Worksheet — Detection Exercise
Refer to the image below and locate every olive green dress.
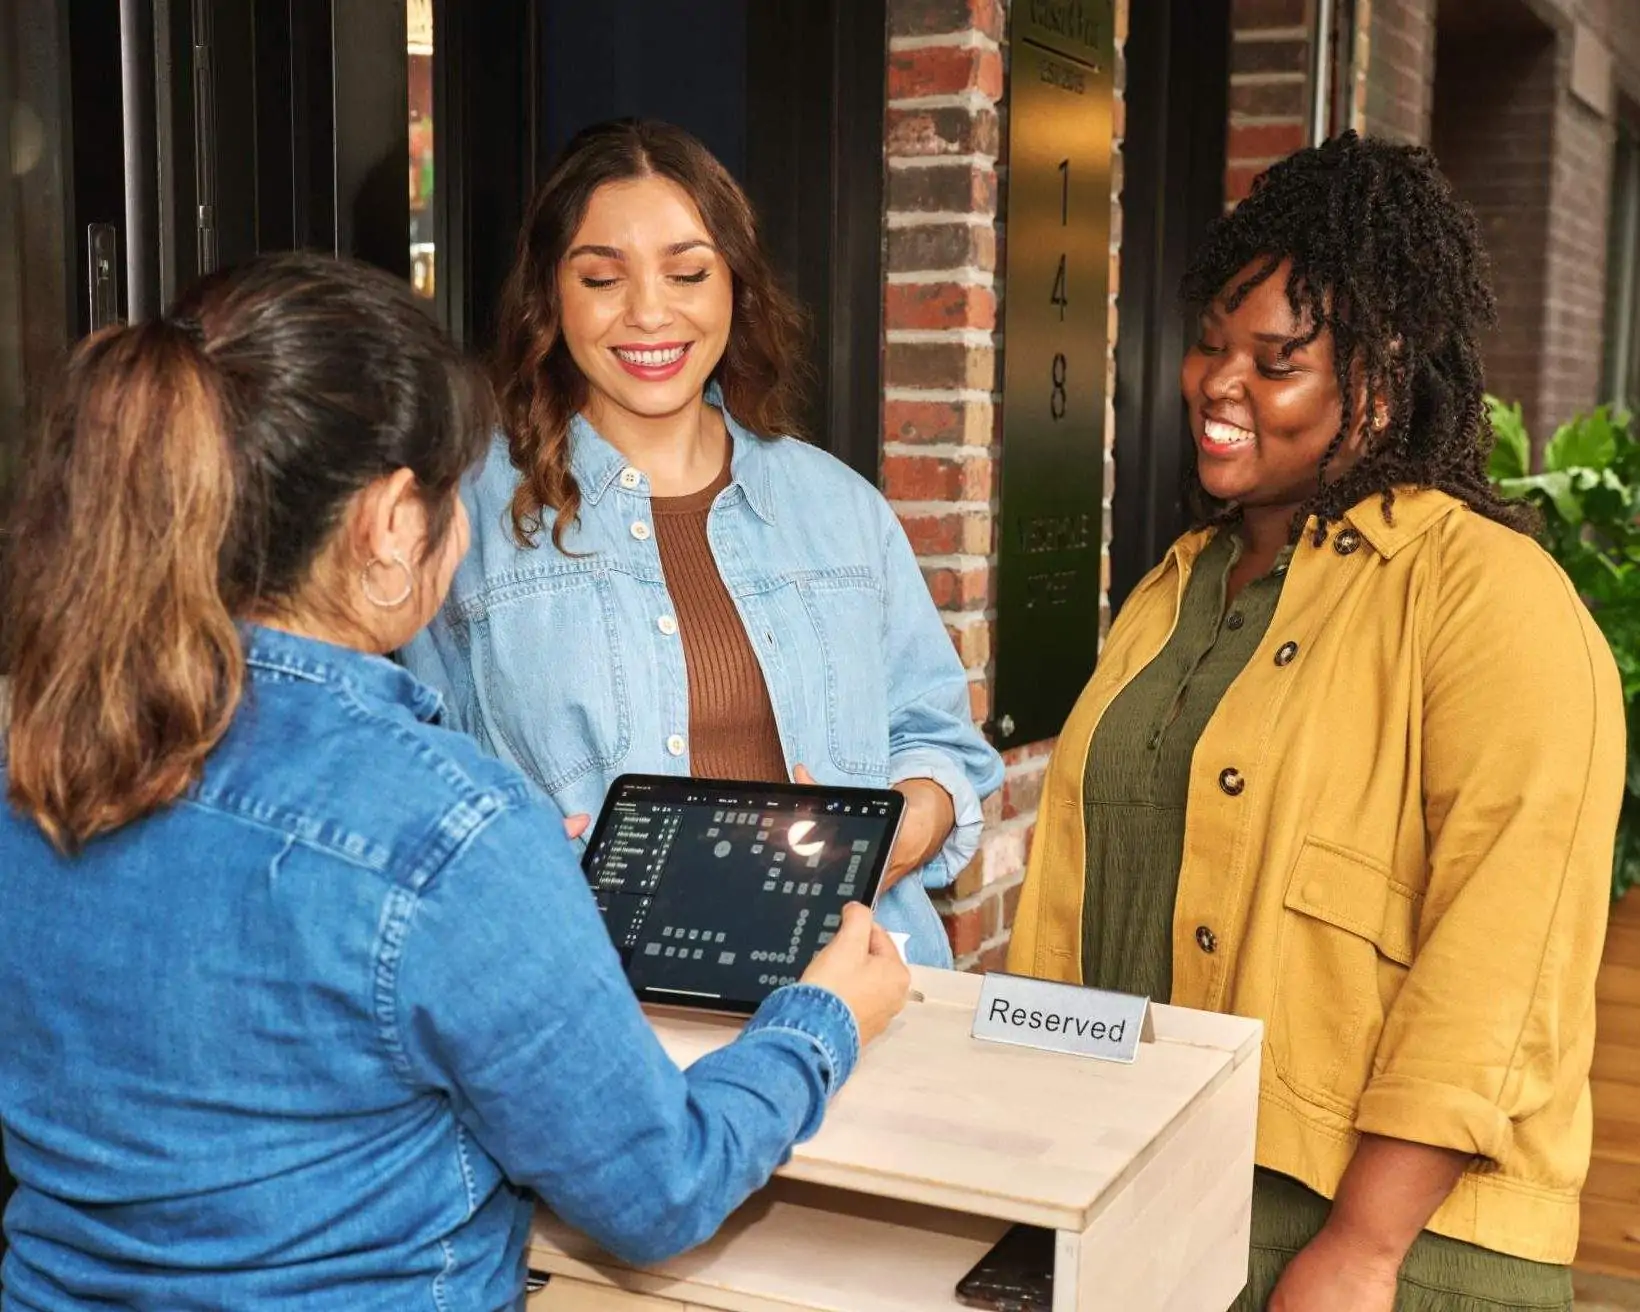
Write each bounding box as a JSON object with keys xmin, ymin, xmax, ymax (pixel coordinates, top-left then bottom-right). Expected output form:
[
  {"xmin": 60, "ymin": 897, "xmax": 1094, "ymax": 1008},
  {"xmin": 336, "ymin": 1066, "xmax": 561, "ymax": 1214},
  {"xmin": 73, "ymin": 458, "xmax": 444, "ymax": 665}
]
[{"xmin": 1081, "ymin": 529, "xmax": 1574, "ymax": 1311}]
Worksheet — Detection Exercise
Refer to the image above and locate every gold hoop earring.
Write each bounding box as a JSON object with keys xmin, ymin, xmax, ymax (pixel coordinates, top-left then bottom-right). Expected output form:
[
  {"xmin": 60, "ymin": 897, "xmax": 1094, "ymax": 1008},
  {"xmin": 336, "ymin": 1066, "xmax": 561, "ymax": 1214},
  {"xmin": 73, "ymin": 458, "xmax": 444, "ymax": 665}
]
[{"xmin": 361, "ymin": 550, "xmax": 414, "ymax": 609}]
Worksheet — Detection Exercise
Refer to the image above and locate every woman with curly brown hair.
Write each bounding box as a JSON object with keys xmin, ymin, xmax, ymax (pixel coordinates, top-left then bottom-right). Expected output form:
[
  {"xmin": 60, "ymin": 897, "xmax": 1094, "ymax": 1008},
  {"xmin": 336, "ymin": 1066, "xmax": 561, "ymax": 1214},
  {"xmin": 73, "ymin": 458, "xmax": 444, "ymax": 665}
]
[
  {"xmin": 403, "ymin": 119, "xmax": 1002, "ymax": 968},
  {"xmin": 1007, "ymin": 133, "xmax": 1625, "ymax": 1309}
]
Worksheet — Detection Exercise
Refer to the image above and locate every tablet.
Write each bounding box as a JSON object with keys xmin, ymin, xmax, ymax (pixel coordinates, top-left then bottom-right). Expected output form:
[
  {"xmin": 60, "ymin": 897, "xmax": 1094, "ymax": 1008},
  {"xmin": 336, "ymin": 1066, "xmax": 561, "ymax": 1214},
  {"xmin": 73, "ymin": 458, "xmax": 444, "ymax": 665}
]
[{"xmin": 581, "ymin": 774, "xmax": 905, "ymax": 1015}]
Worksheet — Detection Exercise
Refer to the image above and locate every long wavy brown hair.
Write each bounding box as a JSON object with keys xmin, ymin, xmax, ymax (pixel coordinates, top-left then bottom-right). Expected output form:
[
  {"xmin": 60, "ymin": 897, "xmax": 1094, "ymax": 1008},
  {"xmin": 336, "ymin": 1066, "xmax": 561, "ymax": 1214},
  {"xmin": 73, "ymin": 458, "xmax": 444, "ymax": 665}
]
[{"xmin": 493, "ymin": 118, "xmax": 810, "ymax": 550}]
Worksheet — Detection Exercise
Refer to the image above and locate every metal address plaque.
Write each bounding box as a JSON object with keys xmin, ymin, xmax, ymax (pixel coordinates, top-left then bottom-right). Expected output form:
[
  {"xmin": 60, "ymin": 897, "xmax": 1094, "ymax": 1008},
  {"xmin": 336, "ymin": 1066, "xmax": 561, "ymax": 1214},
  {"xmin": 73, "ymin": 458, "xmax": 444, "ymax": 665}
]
[{"xmin": 992, "ymin": 1, "xmax": 1117, "ymax": 749}]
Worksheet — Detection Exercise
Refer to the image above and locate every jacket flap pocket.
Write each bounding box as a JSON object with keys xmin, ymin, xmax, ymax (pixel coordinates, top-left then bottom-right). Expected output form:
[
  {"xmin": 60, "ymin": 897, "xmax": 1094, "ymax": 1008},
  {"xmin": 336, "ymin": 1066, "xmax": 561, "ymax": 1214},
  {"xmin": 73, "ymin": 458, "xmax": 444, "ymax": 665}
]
[{"xmin": 1283, "ymin": 839, "xmax": 1417, "ymax": 967}]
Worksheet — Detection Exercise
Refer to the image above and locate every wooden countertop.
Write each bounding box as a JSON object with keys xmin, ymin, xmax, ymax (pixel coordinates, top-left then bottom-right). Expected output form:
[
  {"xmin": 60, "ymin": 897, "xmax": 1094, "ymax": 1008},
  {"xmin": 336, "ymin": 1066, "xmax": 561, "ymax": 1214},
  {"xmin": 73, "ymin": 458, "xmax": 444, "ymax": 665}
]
[{"xmin": 598, "ymin": 966, "xmax": 1260, "ymax": 1233}]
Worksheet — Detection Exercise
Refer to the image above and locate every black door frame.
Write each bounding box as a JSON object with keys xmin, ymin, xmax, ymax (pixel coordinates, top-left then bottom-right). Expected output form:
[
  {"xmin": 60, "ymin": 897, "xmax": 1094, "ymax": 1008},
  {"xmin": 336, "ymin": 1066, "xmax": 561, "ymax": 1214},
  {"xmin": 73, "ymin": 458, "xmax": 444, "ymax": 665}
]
[
  {"xmin": 1108, "ymin": 0, "xmax": 1231, "ymax": 613},
  {"xmin": 746, "ymin": 0, "xmax": 887, "ymax": 479}
]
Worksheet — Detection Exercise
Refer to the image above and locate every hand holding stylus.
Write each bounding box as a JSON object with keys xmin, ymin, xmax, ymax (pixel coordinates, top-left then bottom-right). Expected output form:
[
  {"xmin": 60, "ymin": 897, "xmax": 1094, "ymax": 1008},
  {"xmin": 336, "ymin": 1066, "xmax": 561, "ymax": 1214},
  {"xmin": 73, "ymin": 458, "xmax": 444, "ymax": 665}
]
[{"xmin": 801, "ymin": 902, "xmax": 911, "ymax": 1047}]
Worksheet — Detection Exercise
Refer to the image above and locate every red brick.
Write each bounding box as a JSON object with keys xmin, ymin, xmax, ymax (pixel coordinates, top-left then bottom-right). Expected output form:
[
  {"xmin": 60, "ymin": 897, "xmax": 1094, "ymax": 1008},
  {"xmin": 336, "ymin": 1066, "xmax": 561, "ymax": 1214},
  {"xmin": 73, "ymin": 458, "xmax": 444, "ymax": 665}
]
[
  {"xmin": 943, "ymin": 902, "xmax": 989, "ymax": 957},
  {"xmin": 921, "ymin": 562, "xmax": 990, "ymax": 609},
  {"xmin": 977, "ymin": 941, "xmax": 1010, "ymax": 974},
  {"xmin": 889, "ymin": 0, "xmax": 1004, "ymax": 42},
  {"xmin": 1225, "ymin": 163, "xmax": 1269, "ymax": 203},
  {"xmin": 899, "ymin": 509, "xmax": 990, "ymax": 555},
  {"xmin": 884, "ymin": 283, "xmax": 997, "ymax": 333},
  {"xmin": 882, "ymin": 452, "xmax": 992, "ymax": 502},
  {"xmin": 901, "ymin": 510, "xmax": 961, "ymax": 555},
  {"xmin": 968, "ymin": 678, "xmax": 990, "ymax": 724},
  {"xmin": 886, "ymin": 222, "xmax": 997, "ymax": 274},
  {"xmin": 882, "ymin": 341, "xmax": 994, "ymax": 391},
  {"xmin": 945, "ymin": 617, "xmax": 991, "ymax": 667},
  {"xmin": 1003, "ymin": 739, "xmax": 1055, "ymax": 766},
  {"xmin": 1229, "ymin": 80, "xmax": 1307, "ymax": 118},
  {"xmin": 888, "ymin": 45, "xmax": 1004, "ymax": 101},
  {"xmin": 883, "ymin": 397, "xmax": 991, "ymax": 446},
  {"xmin": 1001, "ymin": 766, "xmax": 1045, "ymax": 820},
  {"xmin": 887, "ymin": 162, "xmax": 998, "ymax": 214},
  {"xmin": 952, "ymin": 851, "xmax": 986, "ymax": 900},
  {"xmin": 886, "ymin": 105, "xmax": 1001, "ymax": 158},
  {"xmin": 982, "ymin": 790, "xmax": 1004, "ymax": 825},
  {"xmin": 1227, "ymin": 121, "xmax": 1305, "ymax": 162},
  {"xmin": 1002, "ymin": 880, "xmax": 1025, "ymax": 929},
  {"xmin": 1230, "ymin": 38, "xmax": 1309, "ymax": 76}
]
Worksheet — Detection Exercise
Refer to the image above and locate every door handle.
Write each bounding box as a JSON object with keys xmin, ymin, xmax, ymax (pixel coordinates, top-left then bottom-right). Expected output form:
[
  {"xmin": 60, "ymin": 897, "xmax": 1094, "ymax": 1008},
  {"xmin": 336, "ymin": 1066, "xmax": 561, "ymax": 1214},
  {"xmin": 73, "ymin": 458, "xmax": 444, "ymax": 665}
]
[{"xmin": 87, "ymin": 223, "xmax": 120, "ymax": 330}]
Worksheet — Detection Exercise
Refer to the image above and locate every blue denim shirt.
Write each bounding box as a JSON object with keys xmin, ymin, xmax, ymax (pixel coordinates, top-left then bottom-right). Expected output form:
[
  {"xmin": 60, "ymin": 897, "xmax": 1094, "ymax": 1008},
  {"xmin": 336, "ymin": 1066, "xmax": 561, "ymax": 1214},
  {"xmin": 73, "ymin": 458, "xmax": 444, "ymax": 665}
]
[
  {"xmin": 0, "ymin": 628, "xmax": 859, "ymax": 1311},
  {"xmin": 402, "ymin": 401, "xmax": 1005, "ymax": 966}
]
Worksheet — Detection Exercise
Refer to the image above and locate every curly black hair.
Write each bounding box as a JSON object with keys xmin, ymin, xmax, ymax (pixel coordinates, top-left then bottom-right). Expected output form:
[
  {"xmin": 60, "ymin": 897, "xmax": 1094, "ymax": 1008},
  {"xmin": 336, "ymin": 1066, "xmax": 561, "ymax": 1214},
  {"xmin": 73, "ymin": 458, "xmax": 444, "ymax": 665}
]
[{"xmin": 1180, "ymin": 131, "xmax": 1536, "ymax": 543}]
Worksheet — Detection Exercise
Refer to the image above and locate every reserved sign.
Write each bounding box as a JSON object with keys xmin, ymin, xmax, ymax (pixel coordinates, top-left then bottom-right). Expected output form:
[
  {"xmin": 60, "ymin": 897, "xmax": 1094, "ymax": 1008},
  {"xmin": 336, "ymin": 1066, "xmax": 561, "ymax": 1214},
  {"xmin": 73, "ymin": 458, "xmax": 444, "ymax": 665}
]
[{"xmin": 970, "ymin": 971, "xmax": 1153, "ymax": 1064}]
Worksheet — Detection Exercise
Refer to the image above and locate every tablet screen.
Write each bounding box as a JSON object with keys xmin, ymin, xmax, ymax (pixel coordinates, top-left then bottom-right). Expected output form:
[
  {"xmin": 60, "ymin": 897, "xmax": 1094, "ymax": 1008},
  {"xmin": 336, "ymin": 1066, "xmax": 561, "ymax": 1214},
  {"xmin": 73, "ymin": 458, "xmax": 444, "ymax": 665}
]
[{"xmin": 581, "ymin": 774, "xmax": 904, "ymax": 1014}]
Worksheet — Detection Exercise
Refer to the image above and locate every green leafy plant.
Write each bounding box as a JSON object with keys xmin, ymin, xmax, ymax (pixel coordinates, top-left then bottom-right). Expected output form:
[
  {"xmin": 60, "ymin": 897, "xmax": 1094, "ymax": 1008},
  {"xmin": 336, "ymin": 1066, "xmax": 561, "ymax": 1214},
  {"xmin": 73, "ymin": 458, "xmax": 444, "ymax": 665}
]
[{"xmin": 1487, "ymin": 396, "xmax": 1640, "ymax": 902}]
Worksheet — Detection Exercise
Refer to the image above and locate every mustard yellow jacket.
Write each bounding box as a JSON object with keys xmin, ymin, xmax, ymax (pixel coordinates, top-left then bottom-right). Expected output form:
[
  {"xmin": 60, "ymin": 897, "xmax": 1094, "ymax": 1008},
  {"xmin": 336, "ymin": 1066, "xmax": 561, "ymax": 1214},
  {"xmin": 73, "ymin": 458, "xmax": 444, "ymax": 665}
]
[{"xmin": 1006, "ymin": 488, "xmax": 1625, "ymax": 1263}]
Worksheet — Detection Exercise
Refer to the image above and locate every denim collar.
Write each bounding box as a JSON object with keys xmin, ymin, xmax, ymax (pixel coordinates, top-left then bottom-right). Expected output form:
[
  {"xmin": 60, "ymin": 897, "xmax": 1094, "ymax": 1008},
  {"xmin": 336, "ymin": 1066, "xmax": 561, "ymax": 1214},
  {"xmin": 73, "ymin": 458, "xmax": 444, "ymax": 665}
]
[
  {"xmin": 567, "ymin": 382, "xmax": 779, "ymax": 525},
  {"xmin": 243, "ymin": 625, "xmax": 444, "ymax": 723}
]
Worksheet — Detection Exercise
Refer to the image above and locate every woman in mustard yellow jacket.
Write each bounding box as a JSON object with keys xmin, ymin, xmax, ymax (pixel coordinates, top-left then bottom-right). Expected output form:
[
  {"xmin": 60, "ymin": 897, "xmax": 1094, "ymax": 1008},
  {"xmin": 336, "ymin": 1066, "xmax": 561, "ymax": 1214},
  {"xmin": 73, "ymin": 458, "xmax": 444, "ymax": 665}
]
[{"xmin": 1007, "ymin": 133, "xmax": 1625, "ymax": 1311}]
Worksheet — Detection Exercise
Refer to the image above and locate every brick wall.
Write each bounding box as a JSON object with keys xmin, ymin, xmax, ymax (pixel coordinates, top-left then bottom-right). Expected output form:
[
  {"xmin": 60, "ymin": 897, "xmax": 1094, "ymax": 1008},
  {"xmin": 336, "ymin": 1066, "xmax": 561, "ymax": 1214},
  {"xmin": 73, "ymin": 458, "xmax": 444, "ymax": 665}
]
[
  {"xmin": 1422, "ymin": 0, "xmax": 1640, "ymax": 437},
  {"xmin": 882, "ymin": 0, "xmax": 1127, "ymax": 970},
  {"xmin": 1430, "ymin": 25, "xmax": 1558, "ymax": 439},
  {"xmin": 1542, "ymin": 62, "xmax": 1616, "ymax": 434},
  {"xmin": 1227, "ymin": 0, "xmax": 1312, "ymax": 205},
  {"xmin": 1362, "ymin": 0, "xmax": 1435, "ymax": 142}
]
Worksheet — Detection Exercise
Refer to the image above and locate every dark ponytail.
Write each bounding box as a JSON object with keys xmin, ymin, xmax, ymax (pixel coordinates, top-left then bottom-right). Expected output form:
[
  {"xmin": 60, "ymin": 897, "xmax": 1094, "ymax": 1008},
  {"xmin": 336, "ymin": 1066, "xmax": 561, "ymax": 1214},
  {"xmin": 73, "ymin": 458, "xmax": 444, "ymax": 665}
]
[{"xmin": 4, "ymin": 253, "xmax": 491, "ymax": 851}]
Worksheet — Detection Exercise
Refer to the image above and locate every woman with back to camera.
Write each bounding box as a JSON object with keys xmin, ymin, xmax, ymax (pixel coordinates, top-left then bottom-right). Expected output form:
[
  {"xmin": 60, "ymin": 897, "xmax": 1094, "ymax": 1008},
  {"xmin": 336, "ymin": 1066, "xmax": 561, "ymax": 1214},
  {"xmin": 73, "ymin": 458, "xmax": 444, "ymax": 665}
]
[
  {"xmin": 0, "ymin": 252, "xmax": 908, "ymax": 1311},
  {"xmin": 1007, "ymin": 134, "xmax": 1624, "ymax": 1310},
  {"xmin": 401, "ymin": 120, "xmax": 1004, "ymax": 968}
]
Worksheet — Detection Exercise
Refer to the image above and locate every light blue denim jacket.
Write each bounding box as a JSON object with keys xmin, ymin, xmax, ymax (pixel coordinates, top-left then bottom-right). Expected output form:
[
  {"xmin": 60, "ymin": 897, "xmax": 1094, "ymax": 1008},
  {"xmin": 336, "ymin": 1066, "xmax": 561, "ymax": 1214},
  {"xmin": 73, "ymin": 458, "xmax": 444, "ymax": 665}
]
[
  {"xmin": 402, "ymin": 400, "xmax": 1005, "ymax": 967},
  {"xmin": 0, "ymin": 628, "xmax": 859, "ymax": 1311}
]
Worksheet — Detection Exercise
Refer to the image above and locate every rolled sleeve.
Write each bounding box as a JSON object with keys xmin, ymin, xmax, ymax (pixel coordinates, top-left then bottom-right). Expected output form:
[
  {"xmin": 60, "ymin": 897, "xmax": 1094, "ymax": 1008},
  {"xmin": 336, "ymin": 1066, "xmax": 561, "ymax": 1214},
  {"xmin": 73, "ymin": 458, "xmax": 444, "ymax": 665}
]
[
  {"xmin": 1355, "ymin": 1073, "xmax": 1514, "ymax": 1161},
  {"xmin": 1358, "ymin": 532, "xmax": 1623, "ymax": 1164},
  {"xmin": 890, "ymin": 746, "xmax": 985, "ymax": 891},
  {"xmin": 877, "ymin": 501, "xmax": 1004, "ymax": 892}
]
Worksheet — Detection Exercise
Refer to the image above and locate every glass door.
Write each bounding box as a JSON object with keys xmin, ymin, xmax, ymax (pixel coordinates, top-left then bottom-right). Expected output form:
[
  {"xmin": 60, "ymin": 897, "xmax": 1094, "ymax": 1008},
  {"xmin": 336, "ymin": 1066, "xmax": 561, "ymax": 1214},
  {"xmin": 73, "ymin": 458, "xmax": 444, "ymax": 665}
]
[{"xmin": 408, "ymin": 0, "xmax": 436, "ymax": 303}]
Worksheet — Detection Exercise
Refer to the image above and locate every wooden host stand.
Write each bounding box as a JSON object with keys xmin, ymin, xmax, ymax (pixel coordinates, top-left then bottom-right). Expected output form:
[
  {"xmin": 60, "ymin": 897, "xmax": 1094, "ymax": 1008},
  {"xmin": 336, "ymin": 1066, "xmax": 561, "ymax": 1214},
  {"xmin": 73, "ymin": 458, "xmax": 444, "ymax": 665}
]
[{"xmin": 526, "ymin": 967, "xmax": 1262, "ymax": 1312}]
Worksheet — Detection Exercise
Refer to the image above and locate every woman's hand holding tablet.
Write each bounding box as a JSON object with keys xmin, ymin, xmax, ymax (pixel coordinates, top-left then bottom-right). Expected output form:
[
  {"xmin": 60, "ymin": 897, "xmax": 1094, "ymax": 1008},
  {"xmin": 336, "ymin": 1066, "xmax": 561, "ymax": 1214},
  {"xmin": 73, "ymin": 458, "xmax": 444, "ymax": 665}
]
[{"xmin": 581, "ymin": 774, "xmax": 908, "ymax": 1014}]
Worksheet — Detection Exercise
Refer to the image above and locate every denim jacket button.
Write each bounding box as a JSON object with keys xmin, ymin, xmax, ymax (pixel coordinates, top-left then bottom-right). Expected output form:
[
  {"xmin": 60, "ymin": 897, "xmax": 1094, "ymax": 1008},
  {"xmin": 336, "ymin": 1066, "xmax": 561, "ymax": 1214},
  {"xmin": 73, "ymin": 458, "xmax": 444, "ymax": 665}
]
[
  {"xmin": 630, "ymin": 521, "xmax": 651, "ymax": 541},
  {"xmin": 666, "ymin": 734, "xmax": 686, "ymax": 757},
  {"xmin": 619, "ymin": 467, "xmax": 642, "ymax": 489},
  {"xmin": 657, "ymin": 615, "xmax": 678, "ymax": 636}
]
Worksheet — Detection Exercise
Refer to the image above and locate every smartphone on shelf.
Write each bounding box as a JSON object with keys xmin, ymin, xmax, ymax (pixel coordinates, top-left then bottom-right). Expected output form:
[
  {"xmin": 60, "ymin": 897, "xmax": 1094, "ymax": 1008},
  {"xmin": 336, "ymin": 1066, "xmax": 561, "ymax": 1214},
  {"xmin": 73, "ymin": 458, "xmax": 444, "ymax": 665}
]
[{"xmin": 954, "ymin": 1223, "xmax": 1054, "ymax": 1312}]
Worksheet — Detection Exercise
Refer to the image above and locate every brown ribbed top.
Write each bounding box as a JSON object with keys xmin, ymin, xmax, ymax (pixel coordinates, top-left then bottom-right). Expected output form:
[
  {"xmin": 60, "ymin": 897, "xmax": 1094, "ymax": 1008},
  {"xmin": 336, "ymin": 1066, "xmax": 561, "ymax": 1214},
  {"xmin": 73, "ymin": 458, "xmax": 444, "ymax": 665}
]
[{"xmin": 651, "ymin": 456, "xmax": 787, "ymax": 782}]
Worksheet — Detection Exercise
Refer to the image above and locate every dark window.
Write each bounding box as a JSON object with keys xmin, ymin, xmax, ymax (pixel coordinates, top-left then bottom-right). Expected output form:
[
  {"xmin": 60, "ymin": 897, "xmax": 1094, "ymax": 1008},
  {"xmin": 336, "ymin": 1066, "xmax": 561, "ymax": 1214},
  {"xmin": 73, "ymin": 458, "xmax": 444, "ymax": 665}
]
[{"xmin": 1604, "ymin": 116, "xmax": 1640, "ymax": 411}]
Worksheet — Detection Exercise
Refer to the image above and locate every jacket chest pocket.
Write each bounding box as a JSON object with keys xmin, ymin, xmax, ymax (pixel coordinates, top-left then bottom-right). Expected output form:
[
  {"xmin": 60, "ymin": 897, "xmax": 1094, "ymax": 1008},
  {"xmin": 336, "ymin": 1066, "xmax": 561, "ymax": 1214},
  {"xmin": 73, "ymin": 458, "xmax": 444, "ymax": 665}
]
[
  {"xmin": 466, "ymin": 570, "xmax": 630, "ymax": 794},
  {"xmin": 794, "ymin": 572, "xmax": 890, "ymax": 777},
  {"xmin": 1270, "ymin": 838, "xmax": 1418, "ymax": 1115}
]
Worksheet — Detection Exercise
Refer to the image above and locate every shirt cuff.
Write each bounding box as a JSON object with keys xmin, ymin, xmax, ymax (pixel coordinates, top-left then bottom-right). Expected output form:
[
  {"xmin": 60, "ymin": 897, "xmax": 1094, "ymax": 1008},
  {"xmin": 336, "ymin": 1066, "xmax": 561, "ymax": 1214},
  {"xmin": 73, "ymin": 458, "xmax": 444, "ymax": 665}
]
[
  {"xmin": 745, "ymin": 983, "xmax": 861, "ymax": 1102},
  {"xmin": 889, "ymin": 747, "xmax": 984, "ymax": 891},
  {"xmin": 1355, "ymin": 1072, "xmax": 1514, "ymax": 1164}
]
